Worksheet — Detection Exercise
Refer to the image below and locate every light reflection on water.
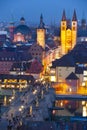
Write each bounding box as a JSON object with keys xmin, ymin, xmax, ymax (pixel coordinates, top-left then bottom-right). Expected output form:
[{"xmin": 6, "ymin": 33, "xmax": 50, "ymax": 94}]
[
  {"xmin": 55, "ymin": 100, "xmax": 87, "ymax": 117},
  {"xmin": 0, "ymin": 95, "xmax": 11, "ymax": 114}
]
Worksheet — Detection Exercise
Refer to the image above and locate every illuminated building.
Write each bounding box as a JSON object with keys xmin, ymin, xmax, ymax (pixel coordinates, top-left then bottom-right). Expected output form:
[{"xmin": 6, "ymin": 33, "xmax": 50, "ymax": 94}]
[
  {"xmin": 13, "ymin": 17, "xmax": 31, "ymax": 42},
  {"xmin": 50, "ymin": 53, "xmax": 75, "ymax": 82},
  {"xmin": 66, "ymin": 72, "xmax": 79, "ymax": 93},
  {"xmin": 61, "ymin": 10, "xmax": 77, "ymax": 55},
  {"xmin": 14, "ymin": 33, "xmax": 25, "ymax": 42},
  {"xmin": 37, "ymin": 14, "xmax": 46, "ymax": 49},
  {"xmin": 0, "ymin": 74, "xmax": 34, "ymax": 89}
]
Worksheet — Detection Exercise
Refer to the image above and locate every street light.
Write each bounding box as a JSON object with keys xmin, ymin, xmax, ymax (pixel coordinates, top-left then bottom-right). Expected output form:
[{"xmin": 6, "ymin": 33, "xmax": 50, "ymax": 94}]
[
  {"xmin": 21, "ymin": 105, "xmax": 24, "ymax": 109},
  {"xmin": 9, "ymin": 99, "xmax": 12, "ymax": 102}
]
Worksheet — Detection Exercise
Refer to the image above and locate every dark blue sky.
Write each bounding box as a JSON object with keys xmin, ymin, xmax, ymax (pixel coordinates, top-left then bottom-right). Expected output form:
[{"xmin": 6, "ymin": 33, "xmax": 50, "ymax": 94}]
[{"xmin": 0, "ymin": 0, "xmax": 87, "ymax": 24}]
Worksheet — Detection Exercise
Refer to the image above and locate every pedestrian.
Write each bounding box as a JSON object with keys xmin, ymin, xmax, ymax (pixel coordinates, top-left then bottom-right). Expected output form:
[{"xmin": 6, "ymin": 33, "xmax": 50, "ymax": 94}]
[{"xmin": 7, "ymin": 120, "xmax": 13, "ymax": 130}]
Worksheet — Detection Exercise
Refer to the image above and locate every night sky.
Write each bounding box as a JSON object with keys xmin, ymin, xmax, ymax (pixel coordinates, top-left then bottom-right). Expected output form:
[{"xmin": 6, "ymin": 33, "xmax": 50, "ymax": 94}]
[{"xmin": 0, "ymin": 0, "xmax": 87, "ymax": 24}]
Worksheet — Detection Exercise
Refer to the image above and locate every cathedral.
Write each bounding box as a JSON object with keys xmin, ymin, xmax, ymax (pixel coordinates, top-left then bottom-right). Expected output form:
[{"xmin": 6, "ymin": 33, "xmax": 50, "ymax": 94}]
[{"xmin": 61, "ymin": 10, "xmax": 77, "ymax": 55}]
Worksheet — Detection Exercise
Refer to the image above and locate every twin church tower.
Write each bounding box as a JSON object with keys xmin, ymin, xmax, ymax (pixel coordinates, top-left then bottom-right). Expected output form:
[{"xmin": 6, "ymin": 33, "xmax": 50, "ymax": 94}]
[
  {"xmin": 61, "ymin": 10, "xmax": 77, "ymax": 54},
  {"xmin": 37, "ymin": 10, "xmax": 77, "ymax": 55}
]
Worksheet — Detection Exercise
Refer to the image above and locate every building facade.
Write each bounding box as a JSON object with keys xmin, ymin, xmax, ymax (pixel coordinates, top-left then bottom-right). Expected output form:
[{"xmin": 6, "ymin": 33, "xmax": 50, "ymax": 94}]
[
  {"xmin": 37, "ymin": 14, "xmax": 46, "ymax": 49},
  {"xmin": 61, "ymin": 10, "xmax": 77, "ymax": 55}
]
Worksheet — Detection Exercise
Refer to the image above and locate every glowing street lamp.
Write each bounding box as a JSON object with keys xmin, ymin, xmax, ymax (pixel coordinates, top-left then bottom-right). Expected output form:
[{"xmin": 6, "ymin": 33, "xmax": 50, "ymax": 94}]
[
  {"xmin": 9, "ymin": 99, "xmax": 12, "ymax": 102},
  {"xmin": 11, "ymin": 96, "xmax": 15, "ymax": 100},
  {"xmin": 19, "ymin": 108, "xmax": 22, "ymax": 112},
  {"xmin": 21, "ymin": 105, "xmax": 24, "ymax": 109}
]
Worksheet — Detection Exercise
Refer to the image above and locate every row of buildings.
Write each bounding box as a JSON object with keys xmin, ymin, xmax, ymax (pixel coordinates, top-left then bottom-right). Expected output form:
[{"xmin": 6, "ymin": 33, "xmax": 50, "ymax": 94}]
[
  {"xmin": 0, "ymin": 10, "xmax": 87, "ymax": 91},
  {"xmin": 50, "ymin": 43, "xmax": 87, "ymax": 94}
]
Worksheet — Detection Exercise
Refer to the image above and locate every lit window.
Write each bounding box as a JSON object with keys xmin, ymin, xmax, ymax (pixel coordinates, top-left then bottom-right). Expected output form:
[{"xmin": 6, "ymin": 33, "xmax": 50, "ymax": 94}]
[
  {"xmin": 83, "ymin": 106, "xmax": 87, "ymax": 117},
  {"xmin": 51, "ymin": 69, "xmax": 55, "ymax": 74},
  {"xmin": 82, "ymin": 82, "xmax": 85, "ymax": 86},
  {"xmin": 83, "ymin": 77, "xmax": 87, "ymax": 81},
  {"xmin": 73, "ymin": 23, "xmax": 75, "ymax": 25},
  {"xmin": 84, "ymin": 71, "xmax": 87, "ymax": 76},
  {"xmin": 51, "ymin": 76, "xmax": 56, "ymax": 82}
]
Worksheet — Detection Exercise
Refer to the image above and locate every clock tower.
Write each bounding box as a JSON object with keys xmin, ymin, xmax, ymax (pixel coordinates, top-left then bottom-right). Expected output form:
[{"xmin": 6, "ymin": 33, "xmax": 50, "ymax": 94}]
[{"xmin": 37, "ymin": 14, "xmax": 46, "ymax": 49}]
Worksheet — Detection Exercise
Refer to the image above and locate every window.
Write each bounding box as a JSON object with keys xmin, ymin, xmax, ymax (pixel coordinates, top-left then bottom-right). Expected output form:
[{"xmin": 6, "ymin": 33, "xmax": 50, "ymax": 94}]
[
  {"xmin": 73, "ymin": 23, "xmax": 75, "ymax": 25},
  {"xmin": 62, "ymin": 27, "xmax": 65, "ymax": 30},
  {"xmin": 83, "ymin": 77, "xmax": 87, "ymax": 81},
  {"xmin": 84, "ymin": 71, "xmax": 87, "ymax": 76},
  {"xmin": 73, "ymin": 27, "xmax": 76, "ymax": 30}
]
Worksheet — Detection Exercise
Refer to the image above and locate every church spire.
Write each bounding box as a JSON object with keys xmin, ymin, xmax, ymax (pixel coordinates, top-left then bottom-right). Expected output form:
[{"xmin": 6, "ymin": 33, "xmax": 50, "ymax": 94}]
[
  {"xmin": 72, "ymin": 9, "xmax": 77, "ymax": 21},
  {"xmin": 40, "ymin": 14, "xmax": 43, "ymax": 23},
  {"xmin": 62, "ymin": 10, "xmax": 66, "ymax": 21},
  {"xmin": 38, "ymin": 14, "xmax": 45, "ymax": 29}
]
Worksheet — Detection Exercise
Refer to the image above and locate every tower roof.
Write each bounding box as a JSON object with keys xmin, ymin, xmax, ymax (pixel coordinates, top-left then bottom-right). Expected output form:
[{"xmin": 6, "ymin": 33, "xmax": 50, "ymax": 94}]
[
  {"xmin": 20, "ymin": 17, "xmax": 25, "ymax": 25},
  {"xmin": 62, "ymin": 10, "xmax": 66, "ymax": 21},
  {"xmin": 38, "ymin": 14, "xmax": 45, "ymax": 29},
  {"xmin": 66, "ymin": 72, "xmax": 79, "ymax": 80},
  {"xmin": 72, "ymin": 10, "xmax": 77, "ymax": 21}
]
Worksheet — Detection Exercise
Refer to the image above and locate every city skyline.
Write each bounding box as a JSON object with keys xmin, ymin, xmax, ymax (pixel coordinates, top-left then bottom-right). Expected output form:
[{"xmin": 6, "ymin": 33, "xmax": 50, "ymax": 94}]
[{"xmin": 0, "ymin": 0, "xmax": 87, "ymax": 24}]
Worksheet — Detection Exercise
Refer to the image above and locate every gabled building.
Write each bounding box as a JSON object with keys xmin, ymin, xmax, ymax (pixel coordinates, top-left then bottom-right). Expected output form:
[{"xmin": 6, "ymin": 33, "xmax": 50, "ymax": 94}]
[
  {"xmin": 66, "ymin": 72, "xmax": 79, "ymax": 93},
  {"xmin": 50, "ymin": 53, "xmax": 75, "ymax": 82},
  {"xmin": 29, "ymin": 43, "xmax": 45, "ymax": 63},
  {"xmin": 0, "ymin": 47, "xmax": 32, "ymax": 74},
  {"xmin": 26, "ymin": 58, "xmax": 43, "ymax": 79},
  {"xmin": 50, "ymin": 42, "xmax": 87, "ymax": 88}
]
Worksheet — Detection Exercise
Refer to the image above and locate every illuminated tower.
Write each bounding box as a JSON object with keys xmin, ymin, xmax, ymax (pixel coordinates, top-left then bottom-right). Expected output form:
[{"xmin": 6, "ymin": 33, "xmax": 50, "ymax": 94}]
[
  {"xmin": 61, "ymin": 10, "xmax": 67, "ymax": 54},
  {"xmin": 71, "ymin": 10, "xmax": 77, "ymax": 49},
  {"xmin": 37, "ymin": 14, "xmax": 45, "ymax": 49},
  {"xmin": 66, "ymin": 19, "xmax": 72, "ymax": 53}
]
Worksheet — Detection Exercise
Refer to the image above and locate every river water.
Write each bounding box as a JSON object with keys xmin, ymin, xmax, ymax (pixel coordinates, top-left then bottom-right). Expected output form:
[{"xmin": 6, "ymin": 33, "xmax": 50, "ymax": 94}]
[{"xmin": 55, "ymin": 99, "xmax": 87, "ymax": 117}]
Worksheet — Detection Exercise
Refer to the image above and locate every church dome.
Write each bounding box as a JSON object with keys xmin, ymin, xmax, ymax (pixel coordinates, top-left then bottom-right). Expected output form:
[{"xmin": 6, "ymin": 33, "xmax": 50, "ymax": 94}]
[
  {"xmin": 20, "ymin": 17, "xmax": 25, "ymax": 21},
  {"xmin": 14, "ymin": 24, "xmax": 31, "ymax": 35}
]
